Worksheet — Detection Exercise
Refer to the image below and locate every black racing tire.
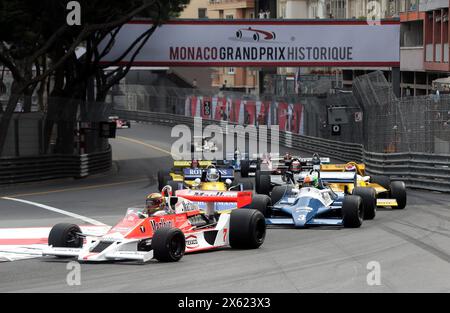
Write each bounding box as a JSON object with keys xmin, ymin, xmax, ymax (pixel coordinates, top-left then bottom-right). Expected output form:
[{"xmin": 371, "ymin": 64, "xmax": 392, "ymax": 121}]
[
  {"xmin": 240, "ymin": 160, "xmax": 250, "ymax": 178},
  {"xmin": 342, "ymin": 195, "xmax": 363, "ymax": 228},
  {"xmin": 244, "ymin": 194, "xmax": 271, "ymax": 217},
  {"xmin": 236, "ymin": 30, "xmax": 242, "ymax": 39},
  {"xmin": 353, "ymin": 187, "xmax": 377, "ymax": 220},
  {"xmin": 166, "ymin": 180, "xmax": 180, "ymax": 196},
  {"xmin": 253, "ymin": 33, "xmax": 260, "ymax": 41},
  {"xmin": 152, "ymin": 227, "xmax": 185, "ymax": 262},
  {"xmin": 271, "ymin": 185, "xmax": 292, "ymax": 205},
  {"xmin": 229, "ymin": 209, "xmax": 266, "ymax": 249},
  {"xmin": 158, "ymin": 170, "xmax": 171, "ymax": 191},
  {"xmin": 371, "ymin": 175, "xmax": 391, "ymax": 190},
  {"xmin": 255, "ymin": 170, "xmax": 271, "ymax": 196},
  {"xmin": 390, "ymin": 181, "xmax": 407, "ymax": 209},
  {"xmin": 48, "ymin": 223, "xmax": 83, "ymax": 248}
]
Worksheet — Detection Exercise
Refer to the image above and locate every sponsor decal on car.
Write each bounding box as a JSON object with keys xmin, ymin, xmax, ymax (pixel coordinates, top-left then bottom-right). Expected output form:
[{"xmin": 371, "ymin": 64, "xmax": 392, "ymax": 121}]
[
  {"xmin": 185, "ymin": 235, "xmax": 199, "ymax": 249},
  {"xmin": 150, "ymin": 219, "xmax": 173, "ymax": 231}
]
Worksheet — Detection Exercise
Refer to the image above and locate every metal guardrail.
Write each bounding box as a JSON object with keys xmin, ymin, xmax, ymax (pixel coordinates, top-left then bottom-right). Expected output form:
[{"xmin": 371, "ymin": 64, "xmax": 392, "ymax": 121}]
[
  {"xmin": 0, "ymin": 146, "xmax": 112, "ymax": 185},
  {"xmin": 115, "ymin": 109, "xmax": 450, "ymax": 193}
]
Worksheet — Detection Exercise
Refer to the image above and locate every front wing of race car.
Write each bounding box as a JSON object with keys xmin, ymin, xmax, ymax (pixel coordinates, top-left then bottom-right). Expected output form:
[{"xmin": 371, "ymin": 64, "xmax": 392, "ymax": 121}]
[{"xmin": 42, "ymin": 237, "xmax": 155, "ymax": 262}]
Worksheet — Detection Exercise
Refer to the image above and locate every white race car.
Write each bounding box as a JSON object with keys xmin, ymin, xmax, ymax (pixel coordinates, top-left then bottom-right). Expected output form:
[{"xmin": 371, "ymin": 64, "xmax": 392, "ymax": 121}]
[{"xmin": 42, "ymin": 188, "xmax": 266, "ymax": 263}]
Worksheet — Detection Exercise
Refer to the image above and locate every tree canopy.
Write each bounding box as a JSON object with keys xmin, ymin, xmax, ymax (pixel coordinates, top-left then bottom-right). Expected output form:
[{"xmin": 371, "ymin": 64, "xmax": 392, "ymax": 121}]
[{"xmin": 0, "ymin": 0, "xmax": 189, "ymax": 155}]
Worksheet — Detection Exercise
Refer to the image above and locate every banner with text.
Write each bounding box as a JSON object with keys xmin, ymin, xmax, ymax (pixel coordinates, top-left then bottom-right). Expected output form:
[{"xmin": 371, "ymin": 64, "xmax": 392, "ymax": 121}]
[{"xmin": 100, "ymin": 20, "xmax": 400, "ymax": 67}]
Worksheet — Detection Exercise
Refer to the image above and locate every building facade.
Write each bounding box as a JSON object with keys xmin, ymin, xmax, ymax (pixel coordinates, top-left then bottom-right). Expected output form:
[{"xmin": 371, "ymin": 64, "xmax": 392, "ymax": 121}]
[{"xmin": 277, "ymin": 0, "xmax": 450, "ymax": 96}]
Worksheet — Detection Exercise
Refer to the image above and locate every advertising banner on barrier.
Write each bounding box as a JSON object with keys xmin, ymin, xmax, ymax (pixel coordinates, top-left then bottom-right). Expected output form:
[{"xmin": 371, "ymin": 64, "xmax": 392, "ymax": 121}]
[
  {"xmin": 185, "ymin": 96, "xmax": 305, "ymax": 135},
  {"xmin": 100, "ymin": 20, "xmax": 400, "ymax": 67}
]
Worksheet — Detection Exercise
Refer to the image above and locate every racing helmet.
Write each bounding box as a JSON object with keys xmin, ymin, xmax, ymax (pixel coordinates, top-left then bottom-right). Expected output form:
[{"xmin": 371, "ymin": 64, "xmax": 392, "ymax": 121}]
[
  {"xmin": 206, "ymin": 168, "xmax": 220, "ymax": 182},
  {"xmin": 303, "ymin": 174, "xmax": 319, "ymax": 188},
  {"xmin": 344, "ymin": 164, "xmax": 357, "ymax": 172},
  {"xmin": 284, "ymin": 152, "xmax": 292, "ymax": 160},
  {"xmin": 291, "ymin": 159, "xmax": 301, "ymax": 172},
  {"xmin": 146, "ymin": 193, "xmax": 164, "ymax": 215}
]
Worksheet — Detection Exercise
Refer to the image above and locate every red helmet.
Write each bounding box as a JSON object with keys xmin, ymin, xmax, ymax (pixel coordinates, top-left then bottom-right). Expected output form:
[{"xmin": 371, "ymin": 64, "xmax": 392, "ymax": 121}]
[
  {"xmin": 345, "ymin": 164, "xmax": 357, "ymax": 172},
  {"xmin": 291, "ymin": 160, "xmax": 301, "ymax": 172}
]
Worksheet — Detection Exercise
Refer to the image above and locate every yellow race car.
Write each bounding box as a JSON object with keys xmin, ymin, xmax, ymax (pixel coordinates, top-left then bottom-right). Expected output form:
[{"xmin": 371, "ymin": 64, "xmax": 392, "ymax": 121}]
[
  {"xmin": 157, "ymin": 161, "xmax": 253, "ymax": 192},
  {"xmin": 320, "ymin": 162, "xmax": 407, "ymax": 212}
]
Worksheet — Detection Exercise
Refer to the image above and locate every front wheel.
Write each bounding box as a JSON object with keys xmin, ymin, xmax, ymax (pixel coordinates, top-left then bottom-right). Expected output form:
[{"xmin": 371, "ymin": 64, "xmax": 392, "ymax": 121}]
[
  {"xmin": 240, "ymin": 160, "xmax": 250, "ymax": 178},
  {"xmin": 255, "ymin": 170, "xmax": 271, "ymax": 196},
  {"xmin": 271, "ymin": 185, "xmax": 291, "ymax": 205},
  {"xmin": 353, "ymin": 187, "xmax": 377, "ymax": 220},
  {"xmin": 152, "ymin": 228, "xmax": 185, "ymax": 262},
  {"xmin": 342, "ymin": 195, "xmax": 363, "ymax": 228},
  {"xmin": 390, "ymin": 181, "xmax": 407, "ymax": 209},
  {"xmin": 244, "ymin": 194, "xmax": 271, "ymax": 217},
  {"xmin": 48, "ymin": 223, "xmax": 83, "ymax": 248},
  {"xmin": 229, "ymin": 209, "xmax": 266, "ymax": 249}
]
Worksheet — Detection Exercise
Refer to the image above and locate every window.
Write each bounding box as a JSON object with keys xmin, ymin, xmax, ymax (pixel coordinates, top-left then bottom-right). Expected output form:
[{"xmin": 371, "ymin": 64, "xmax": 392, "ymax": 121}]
[
  {"xmin": 228, "ymin": 67, "xmax": 235, "ymax": 75},
  {"xmin": 226, "ymin": 14, "xmax": 234, "ymax": 19},
  {"xmin": 198, "ymin": 8, "xmax": 207, "ymax": 19}
]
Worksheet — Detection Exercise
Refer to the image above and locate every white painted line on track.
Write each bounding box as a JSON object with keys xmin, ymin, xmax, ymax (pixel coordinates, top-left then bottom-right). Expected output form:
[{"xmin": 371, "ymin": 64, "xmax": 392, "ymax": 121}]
[{"xmin": 1, "ymin": 197, "xmax": 107, "ymax": 226}]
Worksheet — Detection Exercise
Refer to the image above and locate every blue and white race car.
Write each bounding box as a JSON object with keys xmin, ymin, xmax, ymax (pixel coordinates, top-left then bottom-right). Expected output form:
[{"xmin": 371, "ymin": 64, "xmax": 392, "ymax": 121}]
[{"xmin": 254, "ymin": 172, "xmax": 374, "ymax": 228}]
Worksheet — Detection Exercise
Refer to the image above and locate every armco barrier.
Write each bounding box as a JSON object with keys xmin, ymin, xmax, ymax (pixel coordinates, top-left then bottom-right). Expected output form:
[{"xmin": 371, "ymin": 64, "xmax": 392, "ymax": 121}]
[
  {"xmin": 115, "ymin": 109, "xmax": 450, "ymax": 193},
  {"xmin": 0, "ymin": 147, "xmax": 112, "ymax": 185}
]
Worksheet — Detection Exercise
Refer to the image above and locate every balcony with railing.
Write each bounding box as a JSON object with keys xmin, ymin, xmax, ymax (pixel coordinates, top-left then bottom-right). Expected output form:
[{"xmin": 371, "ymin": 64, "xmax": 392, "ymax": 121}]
[{"xmin": 208, "ymin": 0, "xmax": 255, "ymax": 10}]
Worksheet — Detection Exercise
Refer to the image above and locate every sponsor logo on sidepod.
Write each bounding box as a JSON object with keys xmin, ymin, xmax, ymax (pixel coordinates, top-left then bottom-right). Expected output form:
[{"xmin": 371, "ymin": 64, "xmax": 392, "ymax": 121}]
[{"xmin": 185, "ymin": 235, "xmax": 199, "ymax": 249}]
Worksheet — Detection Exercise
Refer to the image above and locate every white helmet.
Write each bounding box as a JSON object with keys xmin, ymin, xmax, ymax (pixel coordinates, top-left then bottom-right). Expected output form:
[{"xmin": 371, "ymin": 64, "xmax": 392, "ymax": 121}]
[{"xmin": 206, "ymin": 168, "xmax": 220, "ymax": 182}]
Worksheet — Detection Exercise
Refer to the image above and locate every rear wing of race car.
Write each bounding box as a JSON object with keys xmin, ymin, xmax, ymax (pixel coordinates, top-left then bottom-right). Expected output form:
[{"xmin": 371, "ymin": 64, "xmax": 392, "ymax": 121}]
[
  {"xmin": 182, "ymin": 168, "xmax": 235, "ymax": 180},
  {"xmin": 300, "ymin": 157, "xmax": 331, "ymax": 165},
  {"xmin": 175, "ymin": 189, "xmax": 253, "ymax": 208},
  {"xmin": 319, "ymin": 172, "xmax": 357, "ymax": 184},
  {"xmin": 320, "ymin": 163, "xmax": 366, "ymax": 174},
  {"xmin": 173, "ymin": 160, "xmax": 214, "ymax": 168}
]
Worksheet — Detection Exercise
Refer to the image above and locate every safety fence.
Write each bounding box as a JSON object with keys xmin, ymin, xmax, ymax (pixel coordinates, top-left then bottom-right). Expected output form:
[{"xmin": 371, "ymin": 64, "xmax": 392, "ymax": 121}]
[
  {"xmin": 115, "ymin": 109, "xmax": 450, "ymax": 193},
  {"xmin": 0, "ymin": 146, "xmax": 112, "ymax": 185},
  {"xmin": 116, "ymin": 71, "xmax": 450, "ymax": 155}
]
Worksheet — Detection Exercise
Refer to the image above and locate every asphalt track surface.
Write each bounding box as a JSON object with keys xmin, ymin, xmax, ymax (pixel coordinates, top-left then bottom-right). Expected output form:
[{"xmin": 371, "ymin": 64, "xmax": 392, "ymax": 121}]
[{"xmin": 0, "ymin": 122, "xmax": 449, "ymax": 293}]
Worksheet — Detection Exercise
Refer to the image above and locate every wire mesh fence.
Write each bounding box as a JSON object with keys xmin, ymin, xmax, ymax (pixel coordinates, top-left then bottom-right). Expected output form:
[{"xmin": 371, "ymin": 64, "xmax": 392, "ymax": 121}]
[{"xmin": 112, "ymin": 70, "xmax": 450, "ymax": 155}]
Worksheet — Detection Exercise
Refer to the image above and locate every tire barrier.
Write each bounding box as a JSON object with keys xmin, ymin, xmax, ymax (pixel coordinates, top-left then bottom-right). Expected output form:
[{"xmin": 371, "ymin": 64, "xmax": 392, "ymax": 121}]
[{"xmin": 0, "ymin": 146, "xmax": 112, "ymax": 185}]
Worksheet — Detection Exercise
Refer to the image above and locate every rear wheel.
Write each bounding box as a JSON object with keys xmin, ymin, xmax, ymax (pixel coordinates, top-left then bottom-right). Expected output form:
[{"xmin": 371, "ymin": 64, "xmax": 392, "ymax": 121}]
[
  {"xmin": 229, "ymin": 209, "xmax": 266, "ymax": 249},
  {"xmin": 158, "ymin": 170, "xmax": 171, "ymax": 191},
  {"xmin": 240, "ymin": 160, "xmax": 250, "ymax": 178},
  {"xmin": 166, "ymin": 181, "xmax": 180, "ymax": 196},
  {"xmin": 255, "ymin": 170, "xmax": 271, "ymax": 195},
  {"xmin": 353, "ymin": 187, "xmax": 377, "ymax": 220},
  {"xmin": 271, "ymin": 185, "xmax": 291, "ymax": 205},
  {"xmin": 152, "ymin": 228, "xmax": 185, "ymax": 262},
  {"xmin": 244, "ymin": 194, "xmax": 271, "ymax": 217},
  {"xmin": 390, "ymin": 181, "xmax": 407, "ymax": 209},
  {"xmin": 48, "ymin": 223, "xmax": 83, "ymax": 248},
  {"xmin": 342, "ymin": 195, "xmax": 363, "ymax": 228},
  {"xmin": 371, "ymin": 175, "xmax": 391, "ymax": 189}
]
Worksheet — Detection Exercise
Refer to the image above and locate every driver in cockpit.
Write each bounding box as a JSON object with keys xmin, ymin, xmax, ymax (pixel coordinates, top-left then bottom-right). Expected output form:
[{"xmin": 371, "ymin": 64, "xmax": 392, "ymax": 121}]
[{"xmin": 144, "ymin": 193, "xmax": 169, "ymax": 217}]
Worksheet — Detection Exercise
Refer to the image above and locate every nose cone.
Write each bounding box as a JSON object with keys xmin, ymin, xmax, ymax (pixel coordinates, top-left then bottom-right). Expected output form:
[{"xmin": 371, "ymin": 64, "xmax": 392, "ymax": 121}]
[{"xmin": 291, "ymin": 206, "xmax": 315, "ymax": 228}]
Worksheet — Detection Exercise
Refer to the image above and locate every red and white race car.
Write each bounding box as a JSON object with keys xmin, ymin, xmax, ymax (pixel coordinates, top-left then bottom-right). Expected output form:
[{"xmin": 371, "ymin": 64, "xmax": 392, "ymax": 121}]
[
  {"xmin": 43, "ymin": 188, "xmax": 267, "ymax": 263},
  {"xmin": 109, "ymin": 116, "xmax": 131, "ymax": 129}
]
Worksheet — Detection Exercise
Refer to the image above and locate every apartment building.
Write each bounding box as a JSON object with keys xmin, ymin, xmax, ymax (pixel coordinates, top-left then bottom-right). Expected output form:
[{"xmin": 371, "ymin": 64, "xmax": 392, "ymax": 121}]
[
  {"xmin": 277, "ymin": 0, "xmax": 450, "ymax": 96},
  {"xmin": 208, "ymin": 0, "xmax": 260, "ymax": 92}
]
